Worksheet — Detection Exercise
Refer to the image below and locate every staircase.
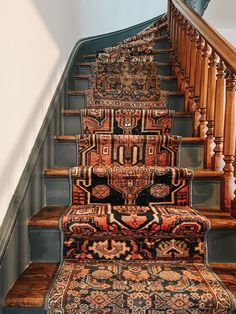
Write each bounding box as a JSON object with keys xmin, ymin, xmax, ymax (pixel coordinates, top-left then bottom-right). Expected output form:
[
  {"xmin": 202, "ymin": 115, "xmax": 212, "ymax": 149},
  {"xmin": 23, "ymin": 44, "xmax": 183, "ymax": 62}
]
[{"xmin": 3, "ymin": 2, "xmax": 236, "ymax": 314}]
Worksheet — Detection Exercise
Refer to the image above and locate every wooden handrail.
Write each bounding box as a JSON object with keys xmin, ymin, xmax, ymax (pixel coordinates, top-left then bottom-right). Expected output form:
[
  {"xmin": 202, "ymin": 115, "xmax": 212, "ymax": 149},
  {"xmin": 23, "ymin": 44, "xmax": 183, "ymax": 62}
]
[
  {"xmin": 172, "ymin": 0, "xmax": 236, "ymax": 72},
  {"xmin": 169, "ymin": 0, "xmax": 236, "ymax": 216}
]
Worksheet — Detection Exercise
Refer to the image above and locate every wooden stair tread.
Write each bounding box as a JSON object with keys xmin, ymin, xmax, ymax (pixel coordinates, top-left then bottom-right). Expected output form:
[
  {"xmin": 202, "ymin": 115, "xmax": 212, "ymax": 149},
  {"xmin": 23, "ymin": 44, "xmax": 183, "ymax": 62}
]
[
  {"xmin": 29, "ymin": 206, "xmax": 67, "ymax": 228},
  {"xmin": 72, "ymin": 74, "xmax": 177, "ymax": 81},
  {"xmin": 4, "ymin": 262, "xmax": 236, "ymax": 308},
  {"xmin": 54, "ymin": 135, "xmax": 204, "ymax": 144},
  {"xmin": 67, "ymin": 89, "xmax": 184, "ymax": 96},
  {"xmin": 77, "ymin": 61, "xmax": 172, "ymax": 67},
  {"xmin": 44, "ymin": 167, "xmax": 224, "ymax": 178},
  {"xmin": 4, "ymin": 263, "xmax": 58, "ymax": 308},
  {"xmin": 28, "ymin": 206, "xmax": 236, "ymax": 230},
  {"xmin": 73, "ymin": 74, "xmax": 90, "ymax": 79},
  {"xmin": 63, "ymin": 109, "xmax": 193, "ymax": 117},
  {"xmin": 81, "ymin": 48, "xmax": 172, "ymax": 59}
]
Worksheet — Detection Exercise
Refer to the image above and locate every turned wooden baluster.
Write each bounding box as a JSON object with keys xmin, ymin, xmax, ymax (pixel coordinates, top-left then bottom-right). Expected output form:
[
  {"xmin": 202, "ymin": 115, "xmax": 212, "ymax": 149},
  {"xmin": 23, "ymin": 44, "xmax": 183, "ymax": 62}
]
[
  {"xmin": 205, "ymin": 51, "xmax": 218, "ymax": 168},
  {"xmin": 189, "ymin": 29, "xmax": 198, "ymax": 112},
  {"xmin": 180, "ymin": 19, "xmax": 188, "ymax": 93},
  {"xmin": 193, "ymin": 36, "xmax": 204, "ymax": 136},
  {"xmin": 212, "ymin": 60, "xmax": 226, "ymax": 171},
  {"xmin": 223, "ymin": 71, "xmax": 236, "ymax": 211},
  {"xmin": 232, "ymin": 148, "xmax": 236, "ymax": 217},
  {"xmin": 184, "ymin": 24, "xmax": 193, "ymax": 111},
  {"xmin": 199, "ymin": 42, "xmax": 210, "ymax": 139},
  {"xmin": 176, "ymin": 14, "xmax": 184, "ymax": 89}
]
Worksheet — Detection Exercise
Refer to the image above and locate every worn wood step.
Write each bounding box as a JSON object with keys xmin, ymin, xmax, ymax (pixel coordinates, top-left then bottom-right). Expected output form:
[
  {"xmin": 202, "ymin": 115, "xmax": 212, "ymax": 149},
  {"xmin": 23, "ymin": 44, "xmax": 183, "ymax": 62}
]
[
  {"xmin": 44, "ymin": 167, "xmax": 223, "ymax": 178},
  {"xmin": 4, "ymin": 262, "xmax": 236, "ymax": 309},
  {"xmin": 28, "ymin": 206, "xmax": 236, "ymax": 230},
  {"xmin": 4, "ymin": 263, "xmax": 58, "ymax": 308}
]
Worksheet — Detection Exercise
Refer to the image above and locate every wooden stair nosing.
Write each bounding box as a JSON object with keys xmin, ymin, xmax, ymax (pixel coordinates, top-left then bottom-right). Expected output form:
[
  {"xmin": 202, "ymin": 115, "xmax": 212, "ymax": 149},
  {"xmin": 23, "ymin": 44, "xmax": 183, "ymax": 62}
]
[
  {"xmin": 28, "ymin": 206, "xmax": 236, "ymax": 230},
  {"xmin": 43, "ymin": 167, "xmax": 224, "ymax": 178},
  {"xmin": 81, "ymin": 48, "xmax": 172, "ymax": 59},
  {"xmin": 4, "ymin": 261, "xmax": 236, "ymax": 308},
  {"xmin": 77, "ymin": 61, "xmax": 172, "ymax": 67},
  {"xmin": 54, "ymin": 135, "xmax": 205, "ymax": 144},
  {"xmin": 63, "ymin": 109, "xmax": 193, "ymax": 118},
  {"xmin": 72, "ymin": 74, "xmax": 177, "ymax": 81},
  {"xmin": 67, "ymin": 90, "xmax": 184, "ymax": 96}
]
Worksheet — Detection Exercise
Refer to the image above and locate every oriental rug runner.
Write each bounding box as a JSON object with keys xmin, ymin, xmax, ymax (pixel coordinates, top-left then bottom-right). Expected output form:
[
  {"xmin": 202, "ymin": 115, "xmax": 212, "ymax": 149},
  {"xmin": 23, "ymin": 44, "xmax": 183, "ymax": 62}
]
[{"xmin": 47, "ymin": 15, "xmax": 235, "ymax": 313}]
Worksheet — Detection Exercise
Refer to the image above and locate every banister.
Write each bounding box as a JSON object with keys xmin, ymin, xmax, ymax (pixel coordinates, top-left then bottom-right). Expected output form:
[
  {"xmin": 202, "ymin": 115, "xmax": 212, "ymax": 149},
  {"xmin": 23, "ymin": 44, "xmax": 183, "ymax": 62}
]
[{"xmin": 170, "ymin": 0, "xmax": 236, "ymax": 72}]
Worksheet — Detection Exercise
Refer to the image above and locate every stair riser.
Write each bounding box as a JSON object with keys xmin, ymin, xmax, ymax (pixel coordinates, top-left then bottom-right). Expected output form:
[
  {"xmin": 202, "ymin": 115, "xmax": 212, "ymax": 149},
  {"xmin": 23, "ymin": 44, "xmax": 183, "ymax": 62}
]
[
  {"xmin": 67, "ymin": 95, "xmax": 185, "ymax": 111},
  {"xmin": 154, "ymin": 52, "xmax": 170, "ymax": 63},
  {"xmin": 77, "ymin": 64, "xmax": 173, "ymax": 76},
  {"xmin": 72, "ymin": 78, "xmax": 177, "ymax": 91},
  {"xmin": 62, "ymin": 116, "xmax": 193, "ymax": 137},
  {"xmin": 54, "ymin": 141, "xmax": 203, "ymax": 168},
  {"xmin": 4, "ymin": 308, "xmax": 46, "ymax": 314},
  {"xmin": 154, "ymin": 39, "xmax": 170, "ymax": 49},
  {"xmin": 29, "ymin": 228, "xmax": 236, "ymax": 264},
  {"xmin": 44, "ymin": 177, "xmax": 221, "ymax": 209}
]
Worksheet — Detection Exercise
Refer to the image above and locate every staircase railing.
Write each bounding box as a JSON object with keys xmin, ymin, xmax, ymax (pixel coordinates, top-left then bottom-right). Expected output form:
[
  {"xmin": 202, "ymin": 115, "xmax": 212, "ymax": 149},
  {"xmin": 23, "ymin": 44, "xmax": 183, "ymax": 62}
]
[{"xmin": 167, "ymin": 0, "xmax": 236, "ymax": 216}]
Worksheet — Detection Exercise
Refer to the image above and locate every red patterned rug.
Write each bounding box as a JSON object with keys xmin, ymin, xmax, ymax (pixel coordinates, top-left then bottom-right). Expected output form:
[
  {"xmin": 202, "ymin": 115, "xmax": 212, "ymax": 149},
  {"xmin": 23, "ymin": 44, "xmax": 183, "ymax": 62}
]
[
  {"xmin": 48, "ymin": 260, "xmax": 234, "ymax": 313},
  {"xmin": 62, "ymin": 204, "xmax": 209, "ymax": 262},
  {"xmin": 47, "ymin": 14, "xmax": 236, "ymax": 313},
  {"xmin": 76, "ymin": 134, "xmax": 181, "ymax": 167},
  {"xmin": 81, "ymin": 108, "xmax": 173, "ymax": 135}
]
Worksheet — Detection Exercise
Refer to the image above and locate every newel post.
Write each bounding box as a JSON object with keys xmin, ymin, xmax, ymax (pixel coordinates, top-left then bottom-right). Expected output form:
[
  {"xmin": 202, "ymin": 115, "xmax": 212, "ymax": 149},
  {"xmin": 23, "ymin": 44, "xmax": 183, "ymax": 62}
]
[{"xmin": 223, "ymin": 71, "xmax": 236, "ymax": 212}]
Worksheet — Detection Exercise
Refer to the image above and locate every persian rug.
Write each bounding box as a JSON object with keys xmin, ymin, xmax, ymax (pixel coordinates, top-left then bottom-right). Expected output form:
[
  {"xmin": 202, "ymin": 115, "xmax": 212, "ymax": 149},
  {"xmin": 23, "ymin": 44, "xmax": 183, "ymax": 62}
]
[
  {"xmin": 86, "ymin": 94, "xmax": 167, "ymax": 109},
  {"xmin": 87, "ymin": 72, "xmax": 165, "ymax": 107},
  {"xmin": 71, "ymin": 166, "xmax": 193, "ymax": 206},
  {"xmin": 80, "ymin": 108, "xmax": 174, "ymax": 135},
  {"xmin": 91, "ymin": 61, "xmax": 158, "ymax": 77},
  {"xmin": 48, "ymin": 260, "xmax": 234, "ymax": 314},
  {"xmin": 62, "ymin": 204, "xmax": 209, "ymax": 261},
  {"xmin": 76, "ymin": 134, "xmax": 181, "ymax": 167}
]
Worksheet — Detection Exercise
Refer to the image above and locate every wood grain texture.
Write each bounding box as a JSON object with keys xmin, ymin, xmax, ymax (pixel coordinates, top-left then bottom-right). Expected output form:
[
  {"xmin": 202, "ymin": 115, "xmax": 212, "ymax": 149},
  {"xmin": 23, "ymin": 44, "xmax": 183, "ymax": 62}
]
[
  {"xmin": 210, "ymin": 263, "xmax": 236, "ymax": 299},
  {"xmin": 4, "ymin": 263, "xmax": 58, "ymax": 307},
  {"xmin": 28, "ymin": 206, "xmax": 67, "ymax": 228}
]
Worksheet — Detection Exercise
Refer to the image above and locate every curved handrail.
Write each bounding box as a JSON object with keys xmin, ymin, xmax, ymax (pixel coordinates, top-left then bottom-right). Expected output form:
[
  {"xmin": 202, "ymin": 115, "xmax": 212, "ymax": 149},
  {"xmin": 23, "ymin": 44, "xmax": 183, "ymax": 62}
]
[{"xmin": 171, "ymin": 0, "xmax": 236, "ymax": 72}]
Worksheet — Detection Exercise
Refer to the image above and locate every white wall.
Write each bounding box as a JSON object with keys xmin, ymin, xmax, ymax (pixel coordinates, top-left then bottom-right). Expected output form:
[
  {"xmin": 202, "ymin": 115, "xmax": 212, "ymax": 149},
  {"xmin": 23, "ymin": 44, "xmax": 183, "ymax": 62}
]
[
  {"xmin": 0, "ymin": 0, "xmax": 167, "ymax": 226},
  {"xmin": 203, "ymin": 0, "xmax": 236, "ymax": 47}
]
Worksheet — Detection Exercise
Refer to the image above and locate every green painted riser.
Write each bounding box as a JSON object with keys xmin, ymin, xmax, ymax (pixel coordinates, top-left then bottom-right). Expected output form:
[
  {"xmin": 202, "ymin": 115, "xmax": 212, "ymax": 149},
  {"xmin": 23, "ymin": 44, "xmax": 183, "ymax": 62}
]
[
  {"xmin": 62, "ymin": 115, "xmax": 193, "ymax": 137},
  {"xmin": 28, "ymin": 227, "xmax": 236, "ymax": 264},
  {"xmin": 3, "ymin": 308, "xmax": 46, "ymax": 314},
  {"xmin": 44, "ymin": 177, "xmax": 221, "ymax": 209},
  {"xmin": 67, "ymin": 95, "xmax": 185, "ymax": 112},
  {"xmin": 54, "ymin": 141, "xmax": 203, "ymax": 168}
]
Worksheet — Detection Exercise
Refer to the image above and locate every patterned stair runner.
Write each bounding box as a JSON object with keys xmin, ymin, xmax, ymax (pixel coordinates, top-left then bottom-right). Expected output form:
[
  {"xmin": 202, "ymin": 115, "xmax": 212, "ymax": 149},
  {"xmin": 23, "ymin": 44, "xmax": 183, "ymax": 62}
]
[
  {"xmin": 47, "ymin": 15, "xmax": 235, "ymax": 313},
  {"xmin": 81, "ymin": 108, "xmax": 174, "ymax": 135}
]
